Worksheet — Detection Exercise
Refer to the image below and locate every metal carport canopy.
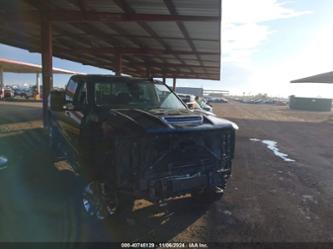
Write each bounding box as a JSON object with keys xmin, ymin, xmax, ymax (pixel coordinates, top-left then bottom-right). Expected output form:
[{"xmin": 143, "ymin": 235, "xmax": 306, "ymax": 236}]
[
  {"xmin": 0, "ymin": 57, "xmax": 82, "ymax": 92},
  {"xmin": 291, "ymin": 71, "xmax": 333, "ymax": 83},
  {"xmin": 0, "ymin": 57, "xmax": 81, "ymax": 74},
  {"xmin": 0, "ymin": 0, "xmax": 221, "ymax": 126},
  {"xmin": 0, "ymin": 0, "xmax": 221, "ymax": 80}
]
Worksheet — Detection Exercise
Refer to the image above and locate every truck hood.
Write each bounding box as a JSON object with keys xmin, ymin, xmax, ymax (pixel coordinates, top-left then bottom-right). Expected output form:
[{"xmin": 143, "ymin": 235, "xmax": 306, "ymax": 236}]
[{"xmin": 102, "ymin": 108, "xmax": 238, "ymax": 135}]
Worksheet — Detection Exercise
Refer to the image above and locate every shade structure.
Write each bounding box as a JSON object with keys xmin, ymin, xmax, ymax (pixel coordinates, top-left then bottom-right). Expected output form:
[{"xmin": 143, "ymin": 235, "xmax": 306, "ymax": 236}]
[
  {"xmin": 0, "ymin": 57, "xmax": 82, "ymax": 74},
  {"xmin": 291, "ymin": 71, "xmax": 333, "ymax": 83},
  {"xmin": 0, "ymin": 0, "xmax": 222, "ymax": 80}
]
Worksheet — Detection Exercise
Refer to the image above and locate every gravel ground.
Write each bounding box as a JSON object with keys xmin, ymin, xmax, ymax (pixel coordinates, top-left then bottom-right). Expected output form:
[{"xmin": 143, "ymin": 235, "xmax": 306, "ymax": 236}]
[{"xmin": 0, "ymin": 101, "xmax": 333, "ymax": 243}]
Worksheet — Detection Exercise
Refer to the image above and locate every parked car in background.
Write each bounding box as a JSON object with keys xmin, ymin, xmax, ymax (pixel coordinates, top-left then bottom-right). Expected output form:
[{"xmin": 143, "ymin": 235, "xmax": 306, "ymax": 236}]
[
  {"xmin": 14, "ymin": 87, "xmax": 34, "ymax": 99},
  {"xmin": 4, "ymin": 87, "xmax": 14, "ymax": 98},
  {"xmin": 207, "ymin": 97, "xmax": 228, "ymax": 104},
  {"xmin": 197, "ymin": 98, "xmax": 213, "ymax": 112},
  {"xmin": 0, "ymin": 87, "xmax": 4, "ymax": 100},
  {"xmin": 31, "ymin": 85, "xmax": 42, "ymax": 98},
  {"xmin": 177, "ymin": 93, "xmax": 213, "ymax": 113},
  {"xmin": 48, "ymin": 75, "xmax": 237, "ymax": 220},
  {"xmin": 176, "ymin": 93, "xmax": 198, "ymax": 108}
]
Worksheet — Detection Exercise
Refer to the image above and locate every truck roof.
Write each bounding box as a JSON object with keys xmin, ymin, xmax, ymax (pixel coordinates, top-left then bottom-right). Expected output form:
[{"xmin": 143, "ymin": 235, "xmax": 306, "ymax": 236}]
[{"xmin": 70, "ymin": 74, "xmax": 155, "ymax": 83}]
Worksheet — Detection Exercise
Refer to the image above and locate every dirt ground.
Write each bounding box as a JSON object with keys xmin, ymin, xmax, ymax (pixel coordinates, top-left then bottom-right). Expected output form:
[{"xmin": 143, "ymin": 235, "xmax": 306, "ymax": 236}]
[{"xmin": 0, "ymin": 101, "xmax": 333, "ymax": 243}]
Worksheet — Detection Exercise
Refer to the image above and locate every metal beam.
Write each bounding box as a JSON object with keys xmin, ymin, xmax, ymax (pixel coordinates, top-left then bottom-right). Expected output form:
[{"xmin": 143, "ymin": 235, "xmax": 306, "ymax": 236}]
[
  {"xmin": 75, "ymin": 47, "xmax": 217, "ymax": 55},
  {"xmin": 115, "ymin": 53, "xmax": 122, "ymax": 76},
  {"xmin": 126, "ymin": 62, "xmax": 219, "ymax": 69},
  {"xmin": 41, "ymin": 16, "xmax": 53, "ymax": 127},
  {"xmin": 53, "ymin": 33, "xmax": 219, "ymax": 42},
  {"xmin": 67, "ymin": 22, "xmax": 146, "ymax": 73},
  {"xmin": 1, "ymin": 11, "xmax": 219, "ymax": 23},
  {"xmin": 173, "ymin": 78, "xmax": 176, "ymax": 91},
  {"xmin": 35, "ymin": 73, "xmax": 40, "ymax": 100},
  {"xmin": 163, "ymin": 0, "xmax": 207, "ymax": 75},
  {"xmin": 144, "ymin": 57, "xmax": 151, "ymax": 79},
  {"xmin": 77, "ymin": 0, "xmax": 87, "ymax": 16},
  {"xmin": 0, "ymin": 66, "xmax": 3, "ymax": 88},
  {"xmin": 124, "ymin": 68, "xmax": 216, "ymax": 79},
  {"xmin": 112, "ymin": 0, "xmax": 184, "ymax": 76},
  {"xmin": 124, "ymin": 67, "xmax": 210, "ymax": 78},
  {"xmin": 146, "ymin": 67, "xmax": 151, "ymax": 79}
]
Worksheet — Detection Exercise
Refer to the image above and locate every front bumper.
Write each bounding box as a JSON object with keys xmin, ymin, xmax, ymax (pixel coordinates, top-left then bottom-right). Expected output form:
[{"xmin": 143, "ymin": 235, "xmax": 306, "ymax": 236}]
[{"xmin": 147, "ymin": 170, "xmax": 226, "ymax": 201}]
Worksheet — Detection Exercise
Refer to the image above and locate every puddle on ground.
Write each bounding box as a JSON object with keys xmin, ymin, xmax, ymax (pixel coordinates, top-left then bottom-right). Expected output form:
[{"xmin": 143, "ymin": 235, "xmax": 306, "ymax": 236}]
[
  {"xmin": 250, "ymin": 138, "xmax": 295, "ymax": 162},
  {"xmin": 0, "ymin": 155, "xmax": 8, "ymax": 170},
  {"xmin": 223, "ymin": 210, "xmax": 232, "ymax": 216},
  {"xmin": 249, "ymin": 138, "xmax": 261, "ymax": 142},
  {"xmin": 302, "ymin": 194, "xmax": 318, "ymax": 204}
]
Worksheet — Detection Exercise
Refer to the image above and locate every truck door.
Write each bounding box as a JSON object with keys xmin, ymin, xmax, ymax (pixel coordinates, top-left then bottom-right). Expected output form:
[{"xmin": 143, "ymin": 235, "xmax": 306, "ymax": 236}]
[{"xmin": 56, "ymin": 79, "xmax": 88, "ymax": 157}]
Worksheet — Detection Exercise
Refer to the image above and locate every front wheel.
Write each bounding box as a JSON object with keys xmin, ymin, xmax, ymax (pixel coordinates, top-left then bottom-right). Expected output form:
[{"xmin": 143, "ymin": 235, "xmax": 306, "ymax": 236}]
[{"xmin": 81, "ymin": 181, "xmax": 134, "ymax": 220}]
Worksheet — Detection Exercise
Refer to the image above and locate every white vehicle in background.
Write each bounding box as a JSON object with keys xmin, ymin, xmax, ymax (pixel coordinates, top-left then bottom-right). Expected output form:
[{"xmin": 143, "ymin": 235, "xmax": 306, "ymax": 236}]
[
  {"xmin": 176, "ymin": 93, "xmax": 200, "ymax": 109},
  {"xmin": 199, "ymin": 98, "xmax": 214, "ymax": 112},
  {"xmin": 176, "ymin": 93, "xmax": 214, "ymax": 113},
  {"xmin": 4, "ymin": 87, "xmax": 14, "ymax": 98},
  {"xmin": 0, "ymin": 87, "xmax": 4, "ymax": 100}
]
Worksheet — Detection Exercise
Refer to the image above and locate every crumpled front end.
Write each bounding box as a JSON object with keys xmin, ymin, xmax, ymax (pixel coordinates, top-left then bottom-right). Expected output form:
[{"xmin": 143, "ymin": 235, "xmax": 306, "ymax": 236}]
[{"xmin": 112, "ymin": 128, "xmax": 235, "ymax": 201}]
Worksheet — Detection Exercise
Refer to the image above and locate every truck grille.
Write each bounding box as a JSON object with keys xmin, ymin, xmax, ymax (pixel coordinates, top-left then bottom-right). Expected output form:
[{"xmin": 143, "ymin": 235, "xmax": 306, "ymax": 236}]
[
  {"xmin": 113, "ymin": 128, "xmax": 235, "ymax": 183},
  {"xmin": 221, "ymin": 130, "xmax": 234, "ymax": 159},
  {"xmin": 152, "ymin": 148, "xmax": 216, "ymax": 176}
]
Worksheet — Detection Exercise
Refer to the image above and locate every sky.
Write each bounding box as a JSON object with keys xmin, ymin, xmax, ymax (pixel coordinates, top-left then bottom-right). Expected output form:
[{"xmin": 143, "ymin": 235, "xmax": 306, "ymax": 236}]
[{"xmin": 1, "ymin": 0, "xmax": 333, "ymax": 98}]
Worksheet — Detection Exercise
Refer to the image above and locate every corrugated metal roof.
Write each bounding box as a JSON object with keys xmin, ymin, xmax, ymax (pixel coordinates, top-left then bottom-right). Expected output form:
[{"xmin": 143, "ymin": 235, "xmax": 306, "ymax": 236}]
[
  {"xmin": 0, "ymin": 0, "xmax": 221, "ymax": 80},
  {"xmin": 291, "ymin": 71, "xmax": 333, "ymax": 83}
]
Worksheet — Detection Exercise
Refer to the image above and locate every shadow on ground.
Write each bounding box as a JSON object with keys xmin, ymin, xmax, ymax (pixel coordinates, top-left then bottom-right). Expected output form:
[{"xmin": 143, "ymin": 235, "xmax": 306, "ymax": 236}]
[
  {"xmin": 0, "ymin": 128, "xmax": 211, "ymax": 242},
  {"xmin": 0, "ymin": 103, "xmax": 42, "ymax": 125}
]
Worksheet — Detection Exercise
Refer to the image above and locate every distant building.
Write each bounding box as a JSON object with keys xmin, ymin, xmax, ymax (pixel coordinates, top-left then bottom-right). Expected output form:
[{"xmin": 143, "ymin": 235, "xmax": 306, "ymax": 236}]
[
  {"xmin": 175, "ymin": 87, "xmax": 203, "ymax": 97},
  {"xmin": 289, "ymin": 95, "xmax": 332, "ymax": 112},
  {"xmin": 204, "ymin": 90, "xmax": 230, "ymax": 97}
]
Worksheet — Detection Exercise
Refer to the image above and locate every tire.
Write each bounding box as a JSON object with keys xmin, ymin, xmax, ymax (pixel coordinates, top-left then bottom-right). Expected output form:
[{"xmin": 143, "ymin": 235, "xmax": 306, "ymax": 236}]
[
  {"xmin": 117, "ymin": 194, "xmax": 135, "ymax": 215},
  {"xmin": 80, "ymin": 180, "xmax": 134, "ymax": 221}
]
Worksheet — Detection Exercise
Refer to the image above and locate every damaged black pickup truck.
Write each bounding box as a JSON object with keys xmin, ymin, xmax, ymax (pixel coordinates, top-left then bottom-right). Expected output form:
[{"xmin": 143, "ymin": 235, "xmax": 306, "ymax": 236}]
[{"xmin": 48, "ymin": 75, "xmax": 237, "ymax": 219}]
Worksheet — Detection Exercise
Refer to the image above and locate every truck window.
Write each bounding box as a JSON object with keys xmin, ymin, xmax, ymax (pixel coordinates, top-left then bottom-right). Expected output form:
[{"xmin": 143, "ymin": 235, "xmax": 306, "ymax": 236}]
[
  {"xmin": 65, "ymin": 79, "xmax": 78, "ymax": 102},
  {"xmin": 76, "ymin": 82, "xmax": 88, "ymax": 106},
  {"xmin": 94, "ymin": 80, "xmax": 186, "ymax": 110}
]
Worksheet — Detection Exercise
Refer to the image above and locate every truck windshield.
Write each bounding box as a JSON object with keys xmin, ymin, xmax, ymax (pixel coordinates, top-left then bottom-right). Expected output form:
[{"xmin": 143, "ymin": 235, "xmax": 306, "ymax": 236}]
[{"xmin": 94, "ymin": 80, "xmax": 186, "ymax": 110}]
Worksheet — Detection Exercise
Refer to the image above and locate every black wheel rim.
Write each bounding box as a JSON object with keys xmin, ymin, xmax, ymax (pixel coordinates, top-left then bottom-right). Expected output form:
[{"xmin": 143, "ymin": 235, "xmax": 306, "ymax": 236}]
[{"xmin": 82, "ymin": 181, "xmax": 118, "ymax": 220}]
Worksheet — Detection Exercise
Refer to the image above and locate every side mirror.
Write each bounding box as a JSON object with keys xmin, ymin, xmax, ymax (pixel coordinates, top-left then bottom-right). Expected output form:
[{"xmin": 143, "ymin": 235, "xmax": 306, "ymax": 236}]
[
  {"xmin": 63, "ymin": 103, "xmax": 75, "ymax": 111},
  {"xmin": 49, "ymin": 90, "xmax": 66, "ymax": 111}
]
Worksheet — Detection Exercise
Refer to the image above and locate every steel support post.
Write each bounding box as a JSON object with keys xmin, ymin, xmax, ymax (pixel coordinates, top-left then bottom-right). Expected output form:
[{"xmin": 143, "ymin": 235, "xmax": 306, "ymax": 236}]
[
  {"xmin": 41, "ymin": 17, "xmax": 53, "ymax": 127},
  {"xmin": 115, "ymin": 53, "xmax": 122, "ymax": 76},
  {"xmin": 173, "ymin": 77, "xmax": 176, "ymax": 91}
]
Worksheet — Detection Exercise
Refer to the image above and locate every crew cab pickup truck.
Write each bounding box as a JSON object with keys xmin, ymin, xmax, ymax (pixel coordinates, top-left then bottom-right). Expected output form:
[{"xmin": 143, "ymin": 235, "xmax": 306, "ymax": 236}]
[{"xmin": 48, "ymin": 75, "xmax": 237, "ymax": 219}]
